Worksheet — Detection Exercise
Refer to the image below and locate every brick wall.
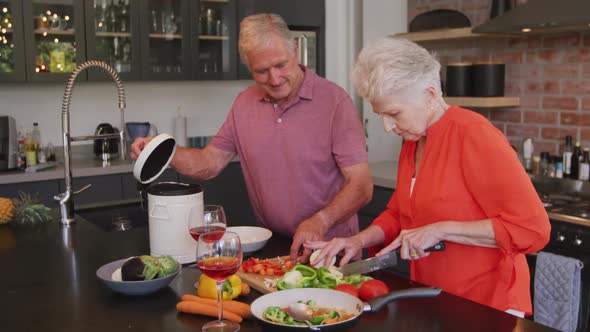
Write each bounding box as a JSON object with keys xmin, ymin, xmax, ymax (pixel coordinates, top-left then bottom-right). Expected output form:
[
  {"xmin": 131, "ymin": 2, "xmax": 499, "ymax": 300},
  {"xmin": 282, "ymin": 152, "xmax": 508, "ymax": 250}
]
[{"xmin": 408, "ymin": 0, "xmax": 590, "ymax": 155}]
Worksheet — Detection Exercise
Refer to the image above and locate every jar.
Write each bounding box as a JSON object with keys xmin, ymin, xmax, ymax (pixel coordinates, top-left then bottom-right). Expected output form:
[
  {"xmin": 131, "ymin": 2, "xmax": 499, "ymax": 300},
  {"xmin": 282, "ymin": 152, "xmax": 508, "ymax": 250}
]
[
  {"xmin": 471, "ymin": 62, "xmax": 505, "ymax": 97},
  {"xmin": 445, "ymin": 63, "xmax": 472, "ymax": 97}
]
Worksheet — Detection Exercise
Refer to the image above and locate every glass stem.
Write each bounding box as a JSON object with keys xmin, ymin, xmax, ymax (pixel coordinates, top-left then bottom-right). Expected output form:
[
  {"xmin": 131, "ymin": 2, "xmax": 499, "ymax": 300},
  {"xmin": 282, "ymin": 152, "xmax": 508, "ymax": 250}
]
[{"xmin": 216, "ymin": 280, "xmax": 224, "ymax": 322}]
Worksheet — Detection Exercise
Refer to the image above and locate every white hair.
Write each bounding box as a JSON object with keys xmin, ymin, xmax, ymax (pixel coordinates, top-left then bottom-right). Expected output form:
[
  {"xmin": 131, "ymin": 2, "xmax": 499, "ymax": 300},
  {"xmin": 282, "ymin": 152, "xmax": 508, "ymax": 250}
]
[
  {"xmin": 238, "ymin": 13, "xmax": 295, "ymax": 68},
  {"xmin": 351, "ymin": 38, "xmax": 442, "ymax": 102}
]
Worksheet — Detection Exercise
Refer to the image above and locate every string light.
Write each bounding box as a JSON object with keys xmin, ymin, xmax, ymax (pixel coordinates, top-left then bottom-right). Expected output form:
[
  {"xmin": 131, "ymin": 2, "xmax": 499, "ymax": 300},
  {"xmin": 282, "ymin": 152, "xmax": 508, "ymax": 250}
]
[
  {"xmin": 522, "ymin": 28, "xmax": 531, "ymax": 33},
  {"xmin": 9, "ymin": 43, "xmax": 13, "ymax": 48},
  {"xmin": 57, "ymin": 63, "xmax": 63, "ymax": 70},
  {"xmin": 42, "ymin": 32, "xmax": 47, "ymax": 36},
  {"xmin": 64, "ymin": 15, "xmax": 70, "ymax": 21},
  {"xmin": 54, "ymin": 38, "xmax": 59, "ymax": 43},
  {"xmin": 2, "ymin": 8, "xmax": 7, "ymax": 13},
  {"xmin": 1, "ymin": 29, "xmax": 5, "ymax": 34},
  {"xmin": 3, "ymin": 18, "xmax": 8, "ymax": 23},
  {"xmin": 98, "ymin": 22, "xmax": 103, "ymax": 28},
  {"xmin": 46, "ymin": 10, "xmax": 52, "ymax": 16},
  {"xmin": 42, "ymin": 16, "xmax": 47, "ymax": 22},
  {"xmin": 35, "ymin": 67, "xmax": 40, "ymax": 73},
  {"xmin": 7, "ymin": 23, "xmax": 12, "ymax": 29},
  {"xmin": 41, "ymin": 65, "xmax": 46, "ymax": 70}
]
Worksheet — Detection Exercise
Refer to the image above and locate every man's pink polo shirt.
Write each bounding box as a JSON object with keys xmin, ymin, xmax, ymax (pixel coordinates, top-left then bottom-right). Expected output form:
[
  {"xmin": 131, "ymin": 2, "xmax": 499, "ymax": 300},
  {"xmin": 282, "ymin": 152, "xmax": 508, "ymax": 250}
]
[{"xmin": 209, "ymin": 68, "xmax": 368, "ymax": 239}]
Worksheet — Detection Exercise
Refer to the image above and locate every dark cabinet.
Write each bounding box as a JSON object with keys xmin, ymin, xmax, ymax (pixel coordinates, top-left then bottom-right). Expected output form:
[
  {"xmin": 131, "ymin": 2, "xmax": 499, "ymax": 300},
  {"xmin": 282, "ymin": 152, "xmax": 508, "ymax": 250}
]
[
  {"xmin": 139, "ymin": 0, "xmax": 192, "ymax": 80},
  {"xmin": 0, "ymin": 179, "xmax": 59, "ymax": 206},
  {"xmin": 236, "ymin": 0, "xmax": 325, "ymax": 79},
  {"xmin": 179, "ymin": 162, "xmax": 256, "ymax": 227},
  {"xmin": 84, "ymin": 0, "xmax": 142, "ymax": 81},
  {"xmin": 0, "ymin": 0, "xmax": 26, "ymax": 81},
  {"xmin": 192, "ymin": 0, "xmax": 238, "ymax": 80},
  {"xmin": 22, "ymin": 0, "xmax": 87, "ymax": 82}
]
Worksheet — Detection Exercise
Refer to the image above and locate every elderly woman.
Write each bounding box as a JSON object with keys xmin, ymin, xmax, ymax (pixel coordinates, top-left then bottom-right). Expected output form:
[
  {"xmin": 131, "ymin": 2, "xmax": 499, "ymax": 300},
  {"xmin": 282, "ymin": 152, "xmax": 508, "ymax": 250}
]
[{"xmin": 306, "ymin": 38, "xmax": 550, "ymax": 317}]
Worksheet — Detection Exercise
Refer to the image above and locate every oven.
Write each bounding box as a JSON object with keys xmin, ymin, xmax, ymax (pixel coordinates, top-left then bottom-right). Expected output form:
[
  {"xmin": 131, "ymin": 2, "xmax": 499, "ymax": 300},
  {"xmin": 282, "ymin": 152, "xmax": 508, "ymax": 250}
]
[{"xmin": 527, "ymin": 218, "xmax": 590, "ymax": 332}]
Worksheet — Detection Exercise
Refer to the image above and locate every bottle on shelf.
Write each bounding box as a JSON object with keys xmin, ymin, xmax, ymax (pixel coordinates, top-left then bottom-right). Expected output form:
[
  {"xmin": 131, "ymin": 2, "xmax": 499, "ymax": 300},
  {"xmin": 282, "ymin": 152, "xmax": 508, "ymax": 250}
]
[
  {"xmin": 32, "ymin": 122, "xmax": 41, "ymax": 150},
  {"xmin": 24, "ymin": 132, "xmax": 37, "ymax": 167},
  {"xmin": 16, "ymin": 128, "xmax": 26, "ymax": 170},
  {"xmin": 555, "ymin": 156, "xmax": 563, "ymax": 179},
  {"xmin": 563, "ymin": 135, "xmax": 573, "ymax": 178},
  {"xmin": 571, "ymin": 142, "xmax": 582, "ymax": 179},
  {"xmin": 539, "ymin": 152, "xmax": 550, "ymax": 177},
  {"xmin": 547, "ymin": 156, "xmax": 556, "ymax": 178},
  {"xmin": 579, "ymin": 148, "xmax": 590, "ymax": 181}
]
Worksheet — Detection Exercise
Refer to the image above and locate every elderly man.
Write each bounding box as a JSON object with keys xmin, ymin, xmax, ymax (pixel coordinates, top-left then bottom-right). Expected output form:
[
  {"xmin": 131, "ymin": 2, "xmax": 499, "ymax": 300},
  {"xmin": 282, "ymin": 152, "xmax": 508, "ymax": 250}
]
[{"xmin": 131, "ymin": 13, "xmax": 372, "ymax": 262}]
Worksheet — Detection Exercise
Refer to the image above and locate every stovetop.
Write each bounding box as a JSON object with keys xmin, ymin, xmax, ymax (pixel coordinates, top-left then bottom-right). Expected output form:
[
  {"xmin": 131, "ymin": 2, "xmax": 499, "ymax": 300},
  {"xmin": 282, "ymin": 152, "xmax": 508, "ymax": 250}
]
[{"xmin": 540, "ymin": 193, "xmax": 590, "ymax": 227}]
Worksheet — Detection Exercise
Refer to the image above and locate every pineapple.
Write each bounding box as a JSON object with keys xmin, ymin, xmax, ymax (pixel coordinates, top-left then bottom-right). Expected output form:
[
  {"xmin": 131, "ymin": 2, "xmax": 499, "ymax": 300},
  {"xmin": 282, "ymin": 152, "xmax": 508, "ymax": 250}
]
[
  {"xmin": 0, "ymin": 197, "xmax": 14, "ymax": 225},
  {"xmin": 11, "ymin": 192, "xmax": 52, "ymax": 227}
]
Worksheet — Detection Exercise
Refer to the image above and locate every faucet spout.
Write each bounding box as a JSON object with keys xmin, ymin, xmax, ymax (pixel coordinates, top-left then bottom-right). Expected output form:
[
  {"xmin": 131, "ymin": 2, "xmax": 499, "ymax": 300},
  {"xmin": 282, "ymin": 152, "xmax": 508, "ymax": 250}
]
[{"xmin": 56, "ymin": 60, "xmax": 127, "ymax": 225}]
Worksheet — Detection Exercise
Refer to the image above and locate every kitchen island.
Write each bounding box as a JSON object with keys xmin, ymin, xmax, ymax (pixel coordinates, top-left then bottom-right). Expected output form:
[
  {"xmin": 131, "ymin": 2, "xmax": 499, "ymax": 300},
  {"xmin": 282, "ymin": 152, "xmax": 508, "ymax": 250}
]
[{"xmin": 0, "ymin": 213, "xmax": 556, "ymax": 332}]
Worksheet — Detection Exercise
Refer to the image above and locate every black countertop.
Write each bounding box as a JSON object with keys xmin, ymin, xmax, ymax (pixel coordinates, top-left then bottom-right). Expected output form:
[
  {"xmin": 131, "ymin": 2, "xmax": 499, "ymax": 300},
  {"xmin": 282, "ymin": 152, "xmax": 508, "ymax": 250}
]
[{"xmin": 0, "ymin": 212, "xmax": 557, "ymax": 332}]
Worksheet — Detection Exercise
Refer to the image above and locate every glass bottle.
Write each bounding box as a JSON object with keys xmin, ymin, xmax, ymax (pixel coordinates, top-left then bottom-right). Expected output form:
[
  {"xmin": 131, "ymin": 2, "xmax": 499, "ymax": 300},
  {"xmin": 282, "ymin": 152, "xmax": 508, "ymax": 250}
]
[
  {"xmin": 539, "ymin": 152, "xmax": 550, "ymax": 177},
  {"xmin": 32, "ymin": 122, "xmax": 41, "ymax": 150},
  {"xmin": 579, "ymin": 148, "xmax": 590, "ymax": 181},
  {"xmin": 571, "ymin": 142, "xmax": 582, "ymax": 180},
  {"xmin": 563, "ymin": 135, "xmax": 573, "ymax": 178},
  {"xmin": 548, "ymin": 156, "xmax": 556, "ymax": 178},
  {"xmin": 555, "ymin": 156, "xmax": 563, "ymax": 179},
  {"xmin": 532, "ymin": 155, "xmax": 540, "ymax": 176},
  {"xmin": 24, "ymin": 132, "xmax": 37, "ymax": 167}
]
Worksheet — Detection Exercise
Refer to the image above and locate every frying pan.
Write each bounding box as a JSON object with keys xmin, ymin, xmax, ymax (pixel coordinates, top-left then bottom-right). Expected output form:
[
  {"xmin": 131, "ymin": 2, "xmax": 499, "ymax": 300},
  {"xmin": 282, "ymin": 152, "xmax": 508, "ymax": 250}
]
[{"xmin": 250, "ymin": 287, "xmax": 442, "ymax": 331}]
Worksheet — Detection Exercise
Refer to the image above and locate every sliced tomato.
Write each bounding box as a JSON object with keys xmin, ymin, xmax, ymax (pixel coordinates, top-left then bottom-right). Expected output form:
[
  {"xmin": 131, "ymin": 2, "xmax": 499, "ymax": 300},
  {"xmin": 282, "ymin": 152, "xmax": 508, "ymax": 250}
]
[{"xmin": 334, "ymin": 284, "xmax": 359, "ymax": 298}]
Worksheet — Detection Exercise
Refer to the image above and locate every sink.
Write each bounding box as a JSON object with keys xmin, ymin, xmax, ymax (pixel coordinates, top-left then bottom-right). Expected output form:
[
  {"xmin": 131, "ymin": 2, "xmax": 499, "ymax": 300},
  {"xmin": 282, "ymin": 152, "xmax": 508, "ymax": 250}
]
[{"xmin": 76, "ymin": 201, "xmax": 148, "ymax": 232}]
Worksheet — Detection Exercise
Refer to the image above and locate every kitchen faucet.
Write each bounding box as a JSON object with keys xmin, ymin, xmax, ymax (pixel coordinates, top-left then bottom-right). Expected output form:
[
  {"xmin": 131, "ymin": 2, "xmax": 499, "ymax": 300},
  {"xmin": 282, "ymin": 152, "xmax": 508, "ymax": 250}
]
[{"xmin": 55, "ymin": 60, "xmax": 127, "ymax": 225}]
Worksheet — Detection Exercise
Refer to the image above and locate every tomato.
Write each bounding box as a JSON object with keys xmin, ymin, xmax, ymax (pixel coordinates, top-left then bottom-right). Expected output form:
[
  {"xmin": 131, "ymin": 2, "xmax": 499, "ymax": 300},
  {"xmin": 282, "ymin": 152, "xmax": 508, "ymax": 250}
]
[
  {"xmin": 334, "ymin": 284, "xmax": 359, "ymax": 298},
  {"xmin": 358, "ymin": 280, "xmax": 389, "ymax": 301}
]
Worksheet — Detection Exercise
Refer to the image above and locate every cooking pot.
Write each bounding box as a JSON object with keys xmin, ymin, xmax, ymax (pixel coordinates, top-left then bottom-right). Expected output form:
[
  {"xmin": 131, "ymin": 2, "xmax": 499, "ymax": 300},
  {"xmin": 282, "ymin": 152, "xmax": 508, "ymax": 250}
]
[
  {"xmin": 250, "ymin": 287, "xmax": 442, "ymax": 331},
  {"xmin": 133, "ymin": 133, "xmax": 204, "ymax": 264}
]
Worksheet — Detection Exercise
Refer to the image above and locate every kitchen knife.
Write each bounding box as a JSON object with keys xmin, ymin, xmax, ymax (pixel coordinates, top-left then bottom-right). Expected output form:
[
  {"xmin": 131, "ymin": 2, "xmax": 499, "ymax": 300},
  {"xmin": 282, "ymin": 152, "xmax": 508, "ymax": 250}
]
[{"xmin": 338, "ymin": 241, "xmax": 446, "ymax": 276}]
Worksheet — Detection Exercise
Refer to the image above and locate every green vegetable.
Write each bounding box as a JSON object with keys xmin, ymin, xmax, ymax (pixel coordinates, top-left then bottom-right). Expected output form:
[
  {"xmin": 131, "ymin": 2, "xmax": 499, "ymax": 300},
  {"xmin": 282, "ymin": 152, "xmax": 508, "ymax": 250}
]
[
  {"xmin": 298, "ymin": 300, "xmax": 318, "ymax": 311},
  {"xmin": 277, "ymin": 264, "xmax": 318, "ymax": 290},
  {"xmin": 139, "ymin": 255, "xmax": 161, "ymax": 280},
  {"xmin": 262, "ymin": 307, "xmax": 300, "ymax": 325},
  {"xmin": 309, "ymin": 309, "xmax": 340, "ymax": 325},
  {"xmin": 316, "ymin": 267, "xmax": 338, "ymax": 288},
  {"xmin": 157, "ymin": 255, "xmax": 179, "ymax": 277},
  {"xmin": 342, "ymin": 274, "xmax": 373, "ymax": 287}
]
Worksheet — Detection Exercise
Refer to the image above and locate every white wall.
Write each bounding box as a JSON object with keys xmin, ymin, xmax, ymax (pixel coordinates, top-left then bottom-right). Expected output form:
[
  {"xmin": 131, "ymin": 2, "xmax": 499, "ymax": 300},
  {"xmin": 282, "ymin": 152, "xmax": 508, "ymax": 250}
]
[
  {"xmin": 362, "ymin": 0, "xmax": 407, "ymax": 163},
  {"xmin": 0, "ymin": 80, "xmax": 251, "ymax": 147}
]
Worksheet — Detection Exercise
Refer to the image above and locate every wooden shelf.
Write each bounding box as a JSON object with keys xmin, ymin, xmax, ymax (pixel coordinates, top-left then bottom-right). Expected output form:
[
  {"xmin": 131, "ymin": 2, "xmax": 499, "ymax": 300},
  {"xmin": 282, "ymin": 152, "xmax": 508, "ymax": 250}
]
[
  {"xmin": 391, "ymin": 27, "xmax": 513, "ymax": 42},
  {"xmin": 199, "ymin": 35, "xmax": 228, "ymax": 41},
  {"xmin": 149, "ymin": 33, "xmax": 182, "ymax": 40},
  {"xmin": 444, "ymin": 96, "xmax": 520, "ymax": 108},
  {"xmin": 96, "ymin": 31, "xmax": 131, "ymax": 38},
  {"xmin": 34, "ymin": 28, "xmax": 75, "ymax": 36},
  {"xmin": 202, "ymin": 0, "xmax": 229, "ymax": 3}
]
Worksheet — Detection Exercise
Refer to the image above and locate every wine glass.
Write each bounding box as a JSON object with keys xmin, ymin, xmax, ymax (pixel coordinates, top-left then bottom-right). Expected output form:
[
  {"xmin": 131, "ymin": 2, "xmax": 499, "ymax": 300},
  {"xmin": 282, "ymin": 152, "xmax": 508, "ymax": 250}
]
[
  {"xmin": 197, "ymin": 231, "xmax": 243, "ymax": 332},
  {"xmin": 189, "ymin": 205, "xmax": 227, "ymax": 242}
]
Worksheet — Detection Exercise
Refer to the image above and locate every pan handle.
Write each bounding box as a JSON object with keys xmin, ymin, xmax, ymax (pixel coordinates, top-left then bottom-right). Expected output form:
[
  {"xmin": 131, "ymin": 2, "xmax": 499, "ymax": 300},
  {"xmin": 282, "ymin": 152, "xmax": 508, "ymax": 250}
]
[{"xmin": 366, "ymin": 287, "xmax": 442, "ymax": 312}]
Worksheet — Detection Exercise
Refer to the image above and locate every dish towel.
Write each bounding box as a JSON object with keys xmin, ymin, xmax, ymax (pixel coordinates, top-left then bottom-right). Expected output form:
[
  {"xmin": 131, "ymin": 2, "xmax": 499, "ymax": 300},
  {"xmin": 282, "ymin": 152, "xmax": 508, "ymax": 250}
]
[{"xmin": 534, "ymin": 251, "xmax": 583, "ymax": 332}]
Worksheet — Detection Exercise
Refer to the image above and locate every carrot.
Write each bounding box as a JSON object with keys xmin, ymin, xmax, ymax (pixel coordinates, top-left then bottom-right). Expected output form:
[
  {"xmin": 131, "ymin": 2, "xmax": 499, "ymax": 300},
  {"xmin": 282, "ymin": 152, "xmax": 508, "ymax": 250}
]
[
  {"xmin": 176, "ymin": 301, "xmax": 243, "ymax": 323},
  {"xmin": 181, "ymin": 294, "xmax": 252, "ymax": 319}
]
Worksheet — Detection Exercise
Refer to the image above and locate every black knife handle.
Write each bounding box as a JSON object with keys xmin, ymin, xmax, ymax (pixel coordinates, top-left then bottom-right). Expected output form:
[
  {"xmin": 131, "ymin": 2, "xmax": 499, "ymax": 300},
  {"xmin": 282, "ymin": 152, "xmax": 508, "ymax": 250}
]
[{"xmin": 425, "ymin": 241, "xmax": 445, "ymax": 252}]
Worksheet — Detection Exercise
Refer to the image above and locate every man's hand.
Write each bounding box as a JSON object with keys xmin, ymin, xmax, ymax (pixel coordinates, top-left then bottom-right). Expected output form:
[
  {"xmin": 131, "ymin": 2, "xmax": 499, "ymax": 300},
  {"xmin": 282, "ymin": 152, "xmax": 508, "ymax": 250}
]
[
  {"xmin": 130, "ymin": 136, "xmax": 155, "ymax": 160},
  {"xmin": 290, "ymin": 215, "xmax": 328, "ymax": 263}
]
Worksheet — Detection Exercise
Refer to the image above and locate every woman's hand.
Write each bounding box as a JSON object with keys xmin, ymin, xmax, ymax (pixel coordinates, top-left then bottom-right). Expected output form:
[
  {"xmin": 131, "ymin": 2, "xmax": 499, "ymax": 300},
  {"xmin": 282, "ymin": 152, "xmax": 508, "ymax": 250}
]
[
  {"xmin": 377, "ymin": 223, "xmax": 444, "ymax": 260},
  {"xmin": 304, "ymin": 235, "xmax": 364, "ymax": 267}
]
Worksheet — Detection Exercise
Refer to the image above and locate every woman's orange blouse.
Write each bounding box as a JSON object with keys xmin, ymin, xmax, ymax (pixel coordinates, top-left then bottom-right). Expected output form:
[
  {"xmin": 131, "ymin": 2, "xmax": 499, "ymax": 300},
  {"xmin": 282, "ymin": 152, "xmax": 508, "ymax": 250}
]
[{"xmin": 369, "ymin": 105, "xmax": 550, "ymax": 314}]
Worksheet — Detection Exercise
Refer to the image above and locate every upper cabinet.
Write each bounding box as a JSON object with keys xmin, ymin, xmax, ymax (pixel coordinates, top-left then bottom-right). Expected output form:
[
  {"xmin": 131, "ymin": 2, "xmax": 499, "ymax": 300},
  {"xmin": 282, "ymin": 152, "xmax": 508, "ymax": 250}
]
[
  {"xmin": 0, "ymin": 0, "xmax": 26, "ymax": 81},
  {"xmin": 1, "ymin": 0, "xmax": 322, "ymax": 83},
  {"xmin": 139, "ymin": 0, "xmax": 192, "ymax": 80},
  {"xmin": 84, "ymin": 0, "xmax": 141, "ymax": 81},
  {"xmin": 22, "ymin": 0, "xmax": 86, "ymax": 82},
  {"xmin": 236, "ymin": 0, "xmax": 325, "ymax": 80},
  {"xmin": 193, "ymin": 0, "xmax": 237, "ymax": 80}
]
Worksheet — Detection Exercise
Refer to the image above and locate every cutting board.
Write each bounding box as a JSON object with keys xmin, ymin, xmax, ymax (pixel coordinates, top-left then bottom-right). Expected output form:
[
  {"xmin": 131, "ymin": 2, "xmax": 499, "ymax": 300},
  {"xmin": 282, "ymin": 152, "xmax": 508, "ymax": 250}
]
[{"xmin": 237, "ymin": 256, "xmax": 289, "ymax": 294}]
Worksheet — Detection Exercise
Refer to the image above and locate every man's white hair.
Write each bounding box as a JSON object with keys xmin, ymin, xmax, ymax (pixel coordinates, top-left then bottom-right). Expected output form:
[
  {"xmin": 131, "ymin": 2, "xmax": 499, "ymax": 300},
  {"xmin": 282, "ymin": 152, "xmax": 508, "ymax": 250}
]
[
  {"xmin": 238, "ymin": 13, "xmax": 295, "ymax": 68},
  {"xmin": 351, "ymin": 37, "xmax": 441, "ymax": 102}
]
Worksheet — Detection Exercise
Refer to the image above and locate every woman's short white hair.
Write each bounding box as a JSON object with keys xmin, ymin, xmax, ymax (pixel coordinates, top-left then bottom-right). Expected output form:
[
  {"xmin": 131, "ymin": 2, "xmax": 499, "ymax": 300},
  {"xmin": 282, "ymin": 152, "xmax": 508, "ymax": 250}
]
[
  {"xmin": 238, "ymin": 13, "xmax": 295, "ymax": 68},
  {"xmin": 351, "ymin": 38, "xmax": 441, "ymax": 102}
]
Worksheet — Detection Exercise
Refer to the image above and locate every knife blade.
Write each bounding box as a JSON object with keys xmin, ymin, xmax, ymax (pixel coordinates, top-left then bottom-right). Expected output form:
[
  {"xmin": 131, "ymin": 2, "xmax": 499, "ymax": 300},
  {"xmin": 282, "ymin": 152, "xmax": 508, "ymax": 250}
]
[{"xmin": 337, "ymin": 241, "xmax": 446, "ymax": 276}]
